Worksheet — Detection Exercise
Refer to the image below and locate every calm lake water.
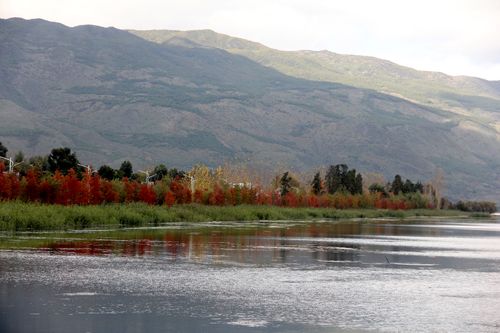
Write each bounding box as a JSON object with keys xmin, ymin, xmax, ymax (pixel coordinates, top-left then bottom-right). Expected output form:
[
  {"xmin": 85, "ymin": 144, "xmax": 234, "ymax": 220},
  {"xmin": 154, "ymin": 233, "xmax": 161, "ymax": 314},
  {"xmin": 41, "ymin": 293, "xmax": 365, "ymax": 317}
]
[{"xmin": 1, "ymin": 217, "xmax": 500, "ymax": 332}]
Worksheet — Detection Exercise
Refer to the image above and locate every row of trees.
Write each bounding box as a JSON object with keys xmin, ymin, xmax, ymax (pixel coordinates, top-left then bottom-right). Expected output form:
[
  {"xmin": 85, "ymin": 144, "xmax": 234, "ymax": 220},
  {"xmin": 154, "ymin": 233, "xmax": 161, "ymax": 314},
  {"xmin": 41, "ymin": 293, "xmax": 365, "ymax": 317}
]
[
  {"xmin": 1, "ymin": 144, "xmax": 488, "ymax": 211},
  {"xmin": 368, "ymin": 175, "xmax": 424, "ymax": 197},
  {"xmin": 0, "ymin": 163, "xmax": 431, "ymax": 209}
]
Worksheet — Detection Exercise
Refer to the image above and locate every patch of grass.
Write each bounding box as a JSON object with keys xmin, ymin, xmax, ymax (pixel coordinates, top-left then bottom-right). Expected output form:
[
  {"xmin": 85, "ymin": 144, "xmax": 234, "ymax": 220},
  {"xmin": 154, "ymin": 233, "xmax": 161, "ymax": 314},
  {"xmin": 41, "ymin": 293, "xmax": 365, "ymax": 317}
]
[{"xmin": 0, "ymin": 202, "xmax": 472, "ymax": 232}]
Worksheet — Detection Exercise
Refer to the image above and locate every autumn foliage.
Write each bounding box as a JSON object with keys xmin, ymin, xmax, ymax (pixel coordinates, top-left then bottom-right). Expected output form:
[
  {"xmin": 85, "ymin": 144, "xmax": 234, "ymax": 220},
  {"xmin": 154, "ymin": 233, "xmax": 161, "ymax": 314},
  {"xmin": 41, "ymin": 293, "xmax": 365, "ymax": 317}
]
[{"xmin": 0, "ymin": 162, "xmax": 428, "ymax": 210}]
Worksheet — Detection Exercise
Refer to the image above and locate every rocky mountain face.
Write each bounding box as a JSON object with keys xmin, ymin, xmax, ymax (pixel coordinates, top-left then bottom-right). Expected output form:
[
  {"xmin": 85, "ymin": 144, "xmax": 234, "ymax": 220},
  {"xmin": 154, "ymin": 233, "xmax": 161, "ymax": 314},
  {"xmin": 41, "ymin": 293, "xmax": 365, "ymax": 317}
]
[{"xmin": 1, "ymin": 18, "xmax": 499, "ymax": 201}]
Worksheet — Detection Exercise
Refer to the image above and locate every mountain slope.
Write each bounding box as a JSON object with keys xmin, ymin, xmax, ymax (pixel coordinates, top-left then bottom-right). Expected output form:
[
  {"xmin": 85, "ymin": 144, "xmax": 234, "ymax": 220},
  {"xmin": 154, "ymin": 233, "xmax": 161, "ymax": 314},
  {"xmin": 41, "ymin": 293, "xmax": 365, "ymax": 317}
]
[
  {"xmin": 131, "ymin": 29, "xmax": 500, "ymax": 140},
  {"xmin": 1, "ymin": 18, "xmax": 499, "ymax": 202}
]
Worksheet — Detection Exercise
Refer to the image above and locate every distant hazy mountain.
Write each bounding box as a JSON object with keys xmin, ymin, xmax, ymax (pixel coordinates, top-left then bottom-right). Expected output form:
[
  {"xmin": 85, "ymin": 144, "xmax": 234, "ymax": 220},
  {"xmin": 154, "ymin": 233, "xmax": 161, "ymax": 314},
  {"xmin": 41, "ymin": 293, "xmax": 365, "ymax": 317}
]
[{"xmin": 1, "ymin": 18, "xmax": 499, "ymax": 202}]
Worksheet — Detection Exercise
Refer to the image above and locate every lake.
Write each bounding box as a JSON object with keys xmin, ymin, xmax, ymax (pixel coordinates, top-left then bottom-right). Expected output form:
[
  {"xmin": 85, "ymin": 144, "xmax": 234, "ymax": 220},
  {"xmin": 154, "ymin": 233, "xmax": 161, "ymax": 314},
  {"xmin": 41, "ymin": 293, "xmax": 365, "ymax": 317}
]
[{"xmin": 1, "ymin": 217, "xmax": 500, "ymax": 332}]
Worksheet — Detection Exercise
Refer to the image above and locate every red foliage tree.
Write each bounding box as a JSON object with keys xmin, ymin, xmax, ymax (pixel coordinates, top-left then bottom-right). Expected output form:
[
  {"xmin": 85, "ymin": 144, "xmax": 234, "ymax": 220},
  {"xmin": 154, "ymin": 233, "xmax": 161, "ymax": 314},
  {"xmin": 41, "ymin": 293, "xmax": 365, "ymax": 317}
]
[
  {"xmin": 100, "ymin": 181, "xmax": 119, "ymax": 203},
  {"xmin": 282, "ymin": 192, "xmax": 298, "ymax": 207},
  {"xmin": 307, "ymin": 195, "xmax": 320, "ymax": 208},
  {"xmin": 208, "ymin": 185, "xmax": 225, "ymax": 206},
  {"xmin": 7, "ymin": 173, "xmax": 20, "ymax": 201},
  {"xmin": 170, "ymin": 180, "xmax": 192, "ymax": 204},
  {"xmin": 164, "ymin": 191, "xmax": 176, "ymax": 207},
  {"xmin": 89, "ymin": 175, "xmax": 102, "ymax": 205},
  {"xmin": 23, "ymin": 169, "xmax": 40, "ymax": 202},
  {"xmin": 193, "ymin": 189, "xmax": 204, "ymax": 204},
  {"xmin": 57, "ymin": 169, "xmax": 81, "ymax": 205},
  {"xmin": 256, "ymin": 190, "xmax": 272, "ymax": 205},
  {"xmin": 123, "ymin": 178, "xmax": 138, "ymax": 202},
  {"xmin": 39, "ymin": 180, "xmax": 57, "ymax": 204},
  {"xmin": 139, "ymin": 184, "xmax": 156, "ymax": 205},
  {"xmin": 79, "ymin": 171, "xmax": 92, "ymax": 205}
]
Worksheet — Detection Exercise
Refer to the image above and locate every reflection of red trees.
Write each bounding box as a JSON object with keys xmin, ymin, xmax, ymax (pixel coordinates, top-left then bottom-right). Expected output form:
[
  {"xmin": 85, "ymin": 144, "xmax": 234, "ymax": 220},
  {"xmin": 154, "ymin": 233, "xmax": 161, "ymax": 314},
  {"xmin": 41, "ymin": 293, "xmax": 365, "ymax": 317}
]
[
  {"xmin": 49, "ymin": 241, "xmax": 114, "ymax": 256},
  {"xmin": 122, "ymin": 239, "xmax": 153, "ymax": 256},
  {"xmin": 164, "ymin": 234, "xmax": 181, "ymax": 256},
  {"xmin": 41, "ymin": 222, "xmax": 387, "ymax": 262}
]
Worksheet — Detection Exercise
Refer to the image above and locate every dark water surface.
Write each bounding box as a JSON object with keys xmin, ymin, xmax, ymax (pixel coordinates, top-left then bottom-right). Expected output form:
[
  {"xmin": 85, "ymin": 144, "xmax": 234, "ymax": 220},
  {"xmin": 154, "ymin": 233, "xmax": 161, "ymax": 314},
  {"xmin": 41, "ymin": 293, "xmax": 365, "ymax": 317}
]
[{"xmin": 1, "ymin": 217, "xmax": 500, "ymax": 332}]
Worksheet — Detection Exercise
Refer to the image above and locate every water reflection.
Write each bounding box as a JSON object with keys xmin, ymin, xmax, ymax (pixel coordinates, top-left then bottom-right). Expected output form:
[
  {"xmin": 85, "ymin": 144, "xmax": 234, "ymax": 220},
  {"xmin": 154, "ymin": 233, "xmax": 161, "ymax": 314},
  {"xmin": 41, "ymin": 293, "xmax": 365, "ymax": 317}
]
[
  {"xmin": 2, "ymin": 218, "xmax": 500, "ymax": 333},
  {"xmin": 4, "ymin": 219, "xmax": 500, "ymax": 270}
]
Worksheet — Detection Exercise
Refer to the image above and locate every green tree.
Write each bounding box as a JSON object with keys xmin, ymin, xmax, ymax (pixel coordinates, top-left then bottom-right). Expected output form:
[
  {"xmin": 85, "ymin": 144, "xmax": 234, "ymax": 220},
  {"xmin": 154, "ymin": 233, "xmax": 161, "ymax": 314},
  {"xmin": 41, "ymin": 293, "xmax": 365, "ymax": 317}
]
[
  {"xmin": 0, "ymin": 142, "xmax": 7, "ymax": 158},
  {"xmin": 391, "ymin": 174, "xmax": 403, "ymax": 195},
  {"xmin": 168, "ymin": 168, "xmax": 185, "ymax": 180},
  {"xmin": 325, "ymin": 164, "xmax": 346, "ymax": 194},
  {"xmin": 369, "ymin": 183, "xmax": 387, "ymax": 196},
  {"xmin": 153, "ymin": 164, "xmax": 168, "ymax": 181},
  {"xmin": 345, "ymin": 169, "xmax": 357, "ymax": 194},
  {"xmin": 48, "ymin": 147, "xmax": 79, "ymax": 175},
  {"xmin": 415, "ymin": 181, "xmax": 424, "ymax": 193},
  {"xmin": 29, "ymin": 155, "xmax": 50, "ymax": 172},
  {"xmin": 402, "ymin": 179, "xmax": 415, "ymax": 194},
  {"xmin": 98, "ymin": 165, "xmax": 115, "ymax": 181},
  {"xmin": 118, "ymin": 160, "xmax": 133, "ymax": 179},
  {"xmin": 354, "ymin": 173, "xmax": 363, "ymax": 194},
  {"xmin": 325, "ymin": 164, "xmax": 363, "ymax": 194},
  {"xmin": 14, "ymin": 151, "xmax": 24, "ymax": 163},
  {"xmin": 280, "ymin": 171, "xmax": 292, "ymax": 196},
  {"xmin": 13, "ymin": 151, "xmax": 29, "ymax": 177},
  {"xmin": 311, "ymin": 172, "xmax": 322, "ymax": 195}
]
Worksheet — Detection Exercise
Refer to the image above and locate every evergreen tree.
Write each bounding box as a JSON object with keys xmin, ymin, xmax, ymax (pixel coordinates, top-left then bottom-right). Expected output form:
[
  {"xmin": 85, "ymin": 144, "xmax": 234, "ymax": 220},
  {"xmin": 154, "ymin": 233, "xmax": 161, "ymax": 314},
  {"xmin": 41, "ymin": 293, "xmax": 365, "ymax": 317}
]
[
  {"xmin": 153, "ymin": 164, "xmax": 168, "ymax": 181},
  {"xmin": 402, "ymin": 179, "xmax": 415, "ymax": 194},
  {"xmin": 168, "ymin": 168, "xmax": 185, "ymax": 180},
  {"xmin": 311, "ymin": 172, "xmax": 322, "ymax": 195},
  {"xmin": 369, "ymin": 183, "xmax": 387, "ymax": 196},
  {"xmin": 48, "ymin": 147, "xmax": 79, "ymax": 175},
  {"xmin": 280, "ymin": 171, "xmax": 292, "ymax": 196},
  {"xmin": 14, "ymin": 151, "xmax": 24, "ymax": 163},
  {"xmin": 325, "ymin": 164, "xmax": 362, "ymax": 194},
  {"xmin": 415, "ymin": 181, "xmax": 424, "ymax": 193},
  {"xmin": 345, "ymin": 169, "xmax": 357, "ymax": 194},
  {"xmin": 118, "ymin": 160, "xmax": 133, "ymax": 179},
  {"xmin": 391, "ymin": 174, "xmax": 403, "ymax": 195},
  {"xmin": 325, "ymin": 164, "xmax": 344, "ymax": 194},
  {"xmin": 0, "ymin": 142, "xmax": 7, "ymax": 158},
  {"xmin": 355, "ymin": 173, "xmax": 363, "ymax": 194},
  {"xmin": 98, "ymin": 165, "xmax": 115, "ymax": 181}
]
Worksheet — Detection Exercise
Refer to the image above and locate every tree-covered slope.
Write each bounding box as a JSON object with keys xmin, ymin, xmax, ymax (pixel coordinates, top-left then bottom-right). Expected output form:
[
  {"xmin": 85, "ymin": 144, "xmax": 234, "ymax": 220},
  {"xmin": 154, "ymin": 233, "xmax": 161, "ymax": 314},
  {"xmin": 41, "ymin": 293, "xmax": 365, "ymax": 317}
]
[{"xmin": 1, "ymin": 18, "xmax": 499, "ymax": 202}]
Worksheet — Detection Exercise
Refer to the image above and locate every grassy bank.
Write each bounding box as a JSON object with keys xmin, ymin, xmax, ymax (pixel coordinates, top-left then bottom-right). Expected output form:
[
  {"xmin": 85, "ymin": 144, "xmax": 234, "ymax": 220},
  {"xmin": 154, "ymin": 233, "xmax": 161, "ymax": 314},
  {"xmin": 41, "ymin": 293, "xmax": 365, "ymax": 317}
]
[{"xmin": 0, "ymin": 202, "xmax": 473, "ymax": 232}]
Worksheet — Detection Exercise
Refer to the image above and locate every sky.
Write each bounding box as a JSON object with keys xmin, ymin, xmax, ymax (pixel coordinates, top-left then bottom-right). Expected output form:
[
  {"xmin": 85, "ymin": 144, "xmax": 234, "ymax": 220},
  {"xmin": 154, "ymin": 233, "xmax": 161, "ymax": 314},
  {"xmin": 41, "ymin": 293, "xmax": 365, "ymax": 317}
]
[{"xmin": 2, "ymin": 0, "xmax": 500, "ymax": 80}]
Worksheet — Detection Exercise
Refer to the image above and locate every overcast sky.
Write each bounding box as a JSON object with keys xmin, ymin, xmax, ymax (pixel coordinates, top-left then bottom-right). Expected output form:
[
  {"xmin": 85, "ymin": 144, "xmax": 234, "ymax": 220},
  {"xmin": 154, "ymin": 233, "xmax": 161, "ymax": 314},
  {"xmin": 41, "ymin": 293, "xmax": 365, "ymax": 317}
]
[{"xmin": 2, "ymin": 0, "xmax": 500, "ymax": 80}]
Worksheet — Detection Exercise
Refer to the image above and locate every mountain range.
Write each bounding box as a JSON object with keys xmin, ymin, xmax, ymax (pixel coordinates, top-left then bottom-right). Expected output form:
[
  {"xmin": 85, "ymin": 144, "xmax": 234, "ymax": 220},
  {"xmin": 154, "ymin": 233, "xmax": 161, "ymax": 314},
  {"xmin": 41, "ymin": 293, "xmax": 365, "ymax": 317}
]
[{"xmin": 1, "ymin": 18, "xmax": 499, "ymax": 201}]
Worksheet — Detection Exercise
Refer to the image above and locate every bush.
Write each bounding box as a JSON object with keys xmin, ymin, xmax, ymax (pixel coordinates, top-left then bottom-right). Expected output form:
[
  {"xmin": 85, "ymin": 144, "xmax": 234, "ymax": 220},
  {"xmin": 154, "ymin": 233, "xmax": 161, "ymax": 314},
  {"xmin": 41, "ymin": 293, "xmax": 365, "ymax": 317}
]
[{"xmin": 454, "ymin": 201, "xmax": 497, "ymax": 213}]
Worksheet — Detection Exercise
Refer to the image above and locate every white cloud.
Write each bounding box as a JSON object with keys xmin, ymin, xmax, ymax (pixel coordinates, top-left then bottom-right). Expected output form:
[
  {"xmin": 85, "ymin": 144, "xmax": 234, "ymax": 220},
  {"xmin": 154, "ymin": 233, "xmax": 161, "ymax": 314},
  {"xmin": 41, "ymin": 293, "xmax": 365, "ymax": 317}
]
[{"xmin": 1, "ymin": 0, "xmax": 499, "ymax": 79}]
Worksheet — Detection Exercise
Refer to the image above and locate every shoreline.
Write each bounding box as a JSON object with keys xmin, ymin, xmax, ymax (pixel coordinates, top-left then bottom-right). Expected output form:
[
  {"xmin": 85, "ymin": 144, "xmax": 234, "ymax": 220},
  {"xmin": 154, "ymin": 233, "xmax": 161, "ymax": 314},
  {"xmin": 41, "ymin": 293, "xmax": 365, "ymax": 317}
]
[{"xmin": 0, "ymin": 202, "xmax": 487, "ymax": 232}]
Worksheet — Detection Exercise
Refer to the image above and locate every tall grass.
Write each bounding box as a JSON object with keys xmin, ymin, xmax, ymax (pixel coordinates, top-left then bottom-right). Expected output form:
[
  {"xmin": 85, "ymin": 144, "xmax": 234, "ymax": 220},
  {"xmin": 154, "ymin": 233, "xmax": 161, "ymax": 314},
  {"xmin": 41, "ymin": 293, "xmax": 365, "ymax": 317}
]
[{"xmin": 0, "ymin": 201, "xmax": 470, "ymax": 232}]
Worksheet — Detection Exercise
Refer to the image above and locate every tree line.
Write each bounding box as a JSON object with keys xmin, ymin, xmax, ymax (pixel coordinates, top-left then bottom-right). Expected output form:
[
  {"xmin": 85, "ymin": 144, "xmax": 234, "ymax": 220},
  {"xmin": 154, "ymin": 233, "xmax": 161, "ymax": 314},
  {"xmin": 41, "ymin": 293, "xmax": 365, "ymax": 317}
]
[{"xmin": 0, "ymin": 143, "xmax": 496, "ymax": 212}]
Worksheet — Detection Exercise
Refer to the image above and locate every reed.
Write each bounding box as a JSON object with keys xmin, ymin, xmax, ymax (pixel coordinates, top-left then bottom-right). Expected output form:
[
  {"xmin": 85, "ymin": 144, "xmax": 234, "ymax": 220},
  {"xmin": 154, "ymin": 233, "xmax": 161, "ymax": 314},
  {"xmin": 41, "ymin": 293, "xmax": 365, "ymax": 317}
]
[{"xmin": 0, "ymin": 201, "xmax": 469, "ymax": 232}]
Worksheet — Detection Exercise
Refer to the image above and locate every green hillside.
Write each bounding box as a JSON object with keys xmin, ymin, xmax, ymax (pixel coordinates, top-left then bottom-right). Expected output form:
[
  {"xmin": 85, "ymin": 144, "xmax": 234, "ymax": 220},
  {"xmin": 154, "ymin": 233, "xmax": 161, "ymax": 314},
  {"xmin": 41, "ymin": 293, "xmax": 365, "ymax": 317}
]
[{"xmin": 0, "ymin": 18, "xmax": 499, "ymax": 202}]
